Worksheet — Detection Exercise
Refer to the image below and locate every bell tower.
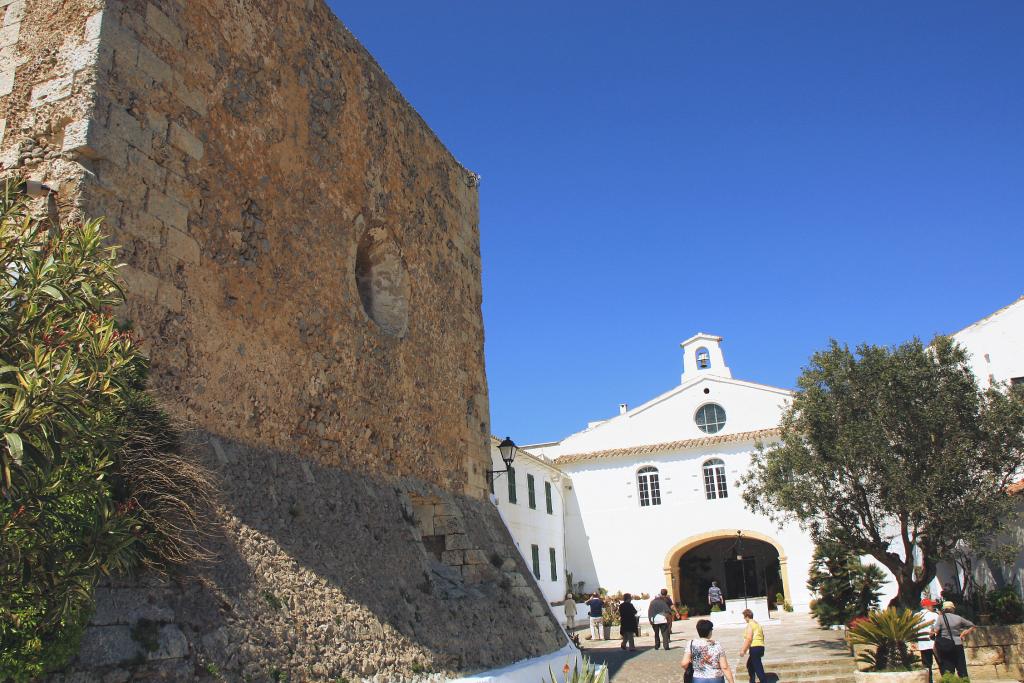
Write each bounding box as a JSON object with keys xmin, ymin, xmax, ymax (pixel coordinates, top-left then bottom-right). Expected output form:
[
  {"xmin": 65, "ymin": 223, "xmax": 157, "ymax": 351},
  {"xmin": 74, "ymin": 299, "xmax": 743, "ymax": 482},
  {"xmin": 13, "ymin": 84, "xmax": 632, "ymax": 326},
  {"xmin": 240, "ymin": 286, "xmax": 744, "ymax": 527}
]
[{"xmin": 680, "ymin": 333, "xmax": 732, "ymax": 383}]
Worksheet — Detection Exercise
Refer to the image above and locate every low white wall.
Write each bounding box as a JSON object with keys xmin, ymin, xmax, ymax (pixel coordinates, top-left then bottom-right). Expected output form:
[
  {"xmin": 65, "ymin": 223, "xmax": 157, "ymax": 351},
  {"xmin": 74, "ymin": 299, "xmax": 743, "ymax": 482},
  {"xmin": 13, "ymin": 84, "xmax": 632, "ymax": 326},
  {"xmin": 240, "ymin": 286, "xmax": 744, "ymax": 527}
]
[{"xmin": 450, "ymin": 643, "xmax": 597, "ymax": 683}]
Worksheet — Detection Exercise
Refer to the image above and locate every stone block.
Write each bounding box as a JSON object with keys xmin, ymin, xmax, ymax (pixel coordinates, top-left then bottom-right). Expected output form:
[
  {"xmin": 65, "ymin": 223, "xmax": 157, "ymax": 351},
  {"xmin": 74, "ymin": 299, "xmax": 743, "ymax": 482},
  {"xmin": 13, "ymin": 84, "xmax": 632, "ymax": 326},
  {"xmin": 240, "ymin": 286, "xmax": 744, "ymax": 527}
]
[
  {"xmin": 173, "ymin": 78, "xmax": 208, "ymax": 115},
  {"xmin": 0, "ymin": 21, "xmax": 17, "ymax": 48},
  {"xmin": 435, "ymin": 515, "xmax": 465, "ymax": 535},
  {"xmin": 128, "ymin": 145, "xmax": 166, "ymax": 186},
  {"xmin": 62, "ymin": 118, "xmax": 100, "ymax": 157},
  {"xmin": 107, "ymin": 105, "xmax": 152, "ymax": 154},
  {"xmin": 169, "ymin": 122, "xmax": 203, "ymax": 160},
  {"xmin": 145, "ymin": 3, "xmax": 182, "ymax": 47},
  {"xmin": 149, "ymin": 624, "xmax": 189, "ymax": 660},
  {"xmin": 76, "ymin": 625, "xmax": 138, "ymax": 667},
  {"xmin": 967, "ymin": 645, "xmax": 1006, "ymax": 666},
  {"xmin": 92, "ymin": 587, "xmax": 174, "ymax": 625},
  {"xmin": 29, "ymin": 75, "xmax": 72, "ymax": 108},
  {"xmin": 85, "ymin": 11, "xmax": 103, "ymax": 42},
  {"xmin": 119, "ymin": 264, "xmax": 160, "ymax": 302},
  {"xmin": 155, "ymin": 283, "xmax": 183, "ymax": 312},
  {"xmin": 120, "ymin": 211, "xmax": 164, "ymax": 248},
  {"xmin": 0, "ymin": 68, "xmax": 13, "ymax": 96},
  {"xmin": 137, "ymin": 44, "xmax": 171, "ymax": 83},
  {"xmin": 445, "ymin": 533, "xmax": 471, "ymax": 551},
  {"xmin": 147, "ymin": 189, "xmax": 188, "ymax": 231},
  {"xmin": 67, "ymin": 39, "xmax": 100, "ymax": 72},
  {"xmin": 440, "ymin": 550, "xmax": 463, "ymax": 566},
  {"xmin": 2, "ymin": 0, "xmax": 23, "ymax": 27},
  {"xmin": 164, "ymin": 226, "xmax": 200, "ymax": 264},
  {"xmin": 463, "ymin": 549, "xmax": 489, "ymax": 565}
]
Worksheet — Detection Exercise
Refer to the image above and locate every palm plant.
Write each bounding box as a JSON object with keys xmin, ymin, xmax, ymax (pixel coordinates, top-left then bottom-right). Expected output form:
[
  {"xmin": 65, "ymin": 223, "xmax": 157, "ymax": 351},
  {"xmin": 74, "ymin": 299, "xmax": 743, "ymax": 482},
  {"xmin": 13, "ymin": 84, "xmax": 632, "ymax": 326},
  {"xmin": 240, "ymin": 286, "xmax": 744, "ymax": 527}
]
[{"xmin": 847, "ymin": 608, "xmax": 929, "ymax": 671}]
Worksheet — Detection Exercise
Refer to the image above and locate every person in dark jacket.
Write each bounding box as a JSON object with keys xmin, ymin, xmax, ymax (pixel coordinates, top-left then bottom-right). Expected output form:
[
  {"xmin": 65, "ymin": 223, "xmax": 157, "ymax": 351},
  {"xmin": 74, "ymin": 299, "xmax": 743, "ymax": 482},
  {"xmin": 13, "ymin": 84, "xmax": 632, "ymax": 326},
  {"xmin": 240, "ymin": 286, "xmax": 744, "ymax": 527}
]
[
  {"xmin": 619, "ymin": 593, "xmax": 639, "ymax": 652},
  {"xmin": 648, "ymin": 593, "xmax": 673, "ymax": 650}
]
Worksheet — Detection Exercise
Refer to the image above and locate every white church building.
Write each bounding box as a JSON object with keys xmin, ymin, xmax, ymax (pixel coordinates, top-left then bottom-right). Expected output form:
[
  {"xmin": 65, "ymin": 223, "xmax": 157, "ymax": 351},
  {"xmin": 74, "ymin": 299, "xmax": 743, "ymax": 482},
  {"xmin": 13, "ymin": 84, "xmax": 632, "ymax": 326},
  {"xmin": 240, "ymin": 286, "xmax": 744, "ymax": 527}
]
[
  {"xmin": 495, "ymin": 333, "xmax": 816, "ymax": 617},
  {"xmin": 491, "ymin": 295, "xmax": 1023, "ymax": 622}
]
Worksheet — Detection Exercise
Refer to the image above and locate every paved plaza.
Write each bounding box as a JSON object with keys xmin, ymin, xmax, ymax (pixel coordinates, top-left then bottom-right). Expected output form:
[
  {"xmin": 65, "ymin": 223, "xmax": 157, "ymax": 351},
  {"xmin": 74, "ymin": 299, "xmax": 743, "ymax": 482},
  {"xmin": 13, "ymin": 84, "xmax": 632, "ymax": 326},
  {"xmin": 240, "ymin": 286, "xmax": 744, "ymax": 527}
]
[{"xmin": 580, "ymin": 612, "xmax": 853, "ymax": 682}]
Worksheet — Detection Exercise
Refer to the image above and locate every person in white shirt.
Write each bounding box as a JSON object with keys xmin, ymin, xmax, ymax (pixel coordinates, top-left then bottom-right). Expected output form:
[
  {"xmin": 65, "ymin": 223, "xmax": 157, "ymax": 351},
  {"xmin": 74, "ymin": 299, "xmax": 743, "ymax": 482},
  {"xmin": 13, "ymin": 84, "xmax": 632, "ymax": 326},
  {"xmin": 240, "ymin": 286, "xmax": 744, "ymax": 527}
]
[{"xmin": 916, "ymin": 598, "xmax": 940, "ymax": 683}]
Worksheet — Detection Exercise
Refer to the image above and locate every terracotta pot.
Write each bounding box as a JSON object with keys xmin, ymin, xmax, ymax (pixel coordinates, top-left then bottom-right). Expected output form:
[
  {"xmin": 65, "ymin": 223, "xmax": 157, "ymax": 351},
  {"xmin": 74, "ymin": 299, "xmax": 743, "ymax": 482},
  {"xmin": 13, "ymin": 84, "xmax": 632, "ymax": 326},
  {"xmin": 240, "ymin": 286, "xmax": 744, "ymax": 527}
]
[{"xmin": 853, "ymin": 670, "xmax": 928, "ymax": 683}]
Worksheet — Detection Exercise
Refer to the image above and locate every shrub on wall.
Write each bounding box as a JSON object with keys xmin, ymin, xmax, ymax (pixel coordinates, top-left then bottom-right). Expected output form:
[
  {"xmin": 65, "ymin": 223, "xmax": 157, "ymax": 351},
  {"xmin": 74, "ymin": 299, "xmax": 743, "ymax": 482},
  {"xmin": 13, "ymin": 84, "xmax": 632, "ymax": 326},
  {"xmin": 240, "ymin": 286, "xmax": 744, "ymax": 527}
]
[
  {"xmin": 989, "ymin": 586, "xmax": 1024, "ymax": 625},
  {"xmin": 807, "ymin": 539, "xmax": 885, "ymax": 627},
  {"xmin": 0, "ymin": 180, "xmax": 211, "ymax": 681}
]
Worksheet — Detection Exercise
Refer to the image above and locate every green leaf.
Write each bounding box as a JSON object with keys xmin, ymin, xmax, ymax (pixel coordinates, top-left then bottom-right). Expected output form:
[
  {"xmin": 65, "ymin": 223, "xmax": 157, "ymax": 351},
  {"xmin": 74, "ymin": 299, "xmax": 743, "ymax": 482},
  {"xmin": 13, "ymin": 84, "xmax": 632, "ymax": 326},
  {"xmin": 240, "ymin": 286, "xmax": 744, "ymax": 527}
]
[
  {"xmin": 39, "ymin": 285, "xmax": 64, "ymax": 300},
  {"xmin": 5, "ymin": 431, "xmax": 23, "ymax": 464}
]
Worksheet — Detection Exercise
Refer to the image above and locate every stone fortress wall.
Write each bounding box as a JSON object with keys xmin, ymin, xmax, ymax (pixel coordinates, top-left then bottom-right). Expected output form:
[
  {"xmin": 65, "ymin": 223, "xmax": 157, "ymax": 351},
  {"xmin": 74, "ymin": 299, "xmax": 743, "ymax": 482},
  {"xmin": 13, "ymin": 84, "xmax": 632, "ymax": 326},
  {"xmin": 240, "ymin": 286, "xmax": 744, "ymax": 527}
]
[{"xmin": 1, "ymin": 0, "xmax": 563, "ymax": 679}]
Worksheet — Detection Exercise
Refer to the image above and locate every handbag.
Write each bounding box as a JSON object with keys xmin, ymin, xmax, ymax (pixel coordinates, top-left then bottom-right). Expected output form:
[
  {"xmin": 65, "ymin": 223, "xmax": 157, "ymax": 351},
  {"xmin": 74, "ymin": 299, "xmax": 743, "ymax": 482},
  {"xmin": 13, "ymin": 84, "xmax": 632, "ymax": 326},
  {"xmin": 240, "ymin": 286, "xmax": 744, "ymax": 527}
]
[{"xmin": 683, "ymin": 640, "xmax": 695, "ymax": 683}]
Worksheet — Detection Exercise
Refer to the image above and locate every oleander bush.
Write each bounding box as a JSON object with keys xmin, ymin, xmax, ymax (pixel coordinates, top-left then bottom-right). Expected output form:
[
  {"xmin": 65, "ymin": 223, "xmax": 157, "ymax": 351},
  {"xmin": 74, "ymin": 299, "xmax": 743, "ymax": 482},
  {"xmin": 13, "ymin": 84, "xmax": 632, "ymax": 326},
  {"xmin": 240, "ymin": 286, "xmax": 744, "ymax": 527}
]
[{"xmin": 0, "ymin": 180, "xmax": 213, "ymax": 681}]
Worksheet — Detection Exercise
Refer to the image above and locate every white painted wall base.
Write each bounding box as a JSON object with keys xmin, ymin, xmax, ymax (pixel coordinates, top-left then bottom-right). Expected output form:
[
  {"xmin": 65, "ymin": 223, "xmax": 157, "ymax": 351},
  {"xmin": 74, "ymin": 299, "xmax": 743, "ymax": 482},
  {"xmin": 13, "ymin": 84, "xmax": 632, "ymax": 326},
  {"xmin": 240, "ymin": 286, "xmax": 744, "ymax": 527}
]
[
  {"xmin": 450, "ymin": 643, "xmax": 599, "ymax": 683},
  {"xmin": 707, "ymin": 597, "xmax": 769, "ymax": 627}
]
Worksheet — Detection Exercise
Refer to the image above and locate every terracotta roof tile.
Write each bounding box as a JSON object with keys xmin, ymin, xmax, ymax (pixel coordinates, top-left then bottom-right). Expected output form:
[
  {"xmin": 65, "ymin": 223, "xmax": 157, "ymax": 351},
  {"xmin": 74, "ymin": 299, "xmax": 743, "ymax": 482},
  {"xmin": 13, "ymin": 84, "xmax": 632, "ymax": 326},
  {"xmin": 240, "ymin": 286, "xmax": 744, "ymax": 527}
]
[
  {"xmin": 555, "ymin": 428, "xmax": 782, "ymax": 464},
  {"xmin": 1008, "ymin": 479, "xmax": 1024, "ymax": 495}
]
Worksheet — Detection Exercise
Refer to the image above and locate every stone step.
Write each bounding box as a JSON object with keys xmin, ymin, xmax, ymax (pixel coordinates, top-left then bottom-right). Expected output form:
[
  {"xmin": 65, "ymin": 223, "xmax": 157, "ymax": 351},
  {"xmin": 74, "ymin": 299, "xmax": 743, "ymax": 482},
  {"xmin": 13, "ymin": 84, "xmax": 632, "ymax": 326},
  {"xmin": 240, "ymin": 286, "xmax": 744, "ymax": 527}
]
[{"xmin": 767, "ymin": 660, "xmax": 854, "ymax": 673}]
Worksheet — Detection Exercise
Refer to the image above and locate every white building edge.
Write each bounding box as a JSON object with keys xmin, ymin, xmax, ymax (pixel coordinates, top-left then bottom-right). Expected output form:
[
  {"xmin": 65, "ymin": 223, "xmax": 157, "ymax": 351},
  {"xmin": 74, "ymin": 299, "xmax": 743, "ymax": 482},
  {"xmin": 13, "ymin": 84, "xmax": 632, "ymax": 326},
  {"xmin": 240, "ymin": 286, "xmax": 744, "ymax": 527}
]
[{"xmin": 490, "ymin": 295, "xmax": 1024, "ymax": 622}]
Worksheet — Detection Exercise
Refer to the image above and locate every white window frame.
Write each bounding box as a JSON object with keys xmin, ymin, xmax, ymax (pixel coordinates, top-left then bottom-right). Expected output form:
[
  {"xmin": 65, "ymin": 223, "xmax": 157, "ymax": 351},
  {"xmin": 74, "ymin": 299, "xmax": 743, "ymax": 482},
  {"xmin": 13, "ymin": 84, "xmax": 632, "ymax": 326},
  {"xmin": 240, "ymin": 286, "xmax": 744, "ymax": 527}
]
[
  {"xmin": 702, "ymin": 458, "xmax": 728, "ymax": 500},
  {"xmin": 636, "ymin": 466, "xmax": 662, "ymax": 507}
]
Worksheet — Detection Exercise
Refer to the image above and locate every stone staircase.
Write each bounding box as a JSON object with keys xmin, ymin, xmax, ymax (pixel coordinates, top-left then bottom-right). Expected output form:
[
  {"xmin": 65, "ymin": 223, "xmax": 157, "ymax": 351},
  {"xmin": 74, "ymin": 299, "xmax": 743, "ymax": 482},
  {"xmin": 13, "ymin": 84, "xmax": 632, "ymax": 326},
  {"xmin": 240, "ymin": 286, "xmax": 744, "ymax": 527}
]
[{"xmin": 762, "ymin": 656, "xmax": 857, "ymax": 682}]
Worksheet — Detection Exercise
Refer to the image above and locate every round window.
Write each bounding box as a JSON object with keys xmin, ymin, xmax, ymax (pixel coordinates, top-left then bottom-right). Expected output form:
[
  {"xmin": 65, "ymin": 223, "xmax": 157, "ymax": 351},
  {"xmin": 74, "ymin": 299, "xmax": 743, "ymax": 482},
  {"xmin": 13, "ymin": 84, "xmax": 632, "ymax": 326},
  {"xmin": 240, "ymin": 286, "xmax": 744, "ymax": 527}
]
[{"xmin": 695, "ymin": 403, "xmax": 726, "ymax": 434}]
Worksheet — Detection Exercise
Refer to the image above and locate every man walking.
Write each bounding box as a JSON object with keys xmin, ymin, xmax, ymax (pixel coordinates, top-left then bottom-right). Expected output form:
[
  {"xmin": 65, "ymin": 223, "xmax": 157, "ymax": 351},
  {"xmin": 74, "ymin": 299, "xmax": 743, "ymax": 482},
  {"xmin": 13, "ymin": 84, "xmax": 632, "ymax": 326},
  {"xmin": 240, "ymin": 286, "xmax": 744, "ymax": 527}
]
[
  {"xmin": 551, "ymin": 593, "xmax": 579, "ymax": 634},
  {"xmin": 648, "ymin": 591, "xmax": 673, "ymax": 650},
  {"xmin": 708, "ymin": 580, "xmax": 725, "ymax": 611},
  {"xmin": 586, "ymin": 592, "xmax": 604, "ymax": 640}
]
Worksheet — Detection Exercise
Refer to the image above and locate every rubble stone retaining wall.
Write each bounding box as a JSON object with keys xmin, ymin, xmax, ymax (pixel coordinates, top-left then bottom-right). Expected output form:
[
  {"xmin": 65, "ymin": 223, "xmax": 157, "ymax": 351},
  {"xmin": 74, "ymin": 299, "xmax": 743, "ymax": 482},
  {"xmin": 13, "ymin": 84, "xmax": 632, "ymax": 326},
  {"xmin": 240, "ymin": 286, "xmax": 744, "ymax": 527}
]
[
  {"xmin": 964, "ymin": 624, "xmax": 1024, "ymax": 680},
  {"xmin": 0, "ymin": 0, "xmax": 563, "ymax": 679}
]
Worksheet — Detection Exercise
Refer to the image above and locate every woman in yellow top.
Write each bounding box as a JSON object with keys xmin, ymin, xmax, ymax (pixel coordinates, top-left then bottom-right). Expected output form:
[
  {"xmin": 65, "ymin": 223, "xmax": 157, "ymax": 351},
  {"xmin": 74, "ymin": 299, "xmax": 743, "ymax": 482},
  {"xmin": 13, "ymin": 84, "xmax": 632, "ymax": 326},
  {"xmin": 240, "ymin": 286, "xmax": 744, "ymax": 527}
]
[{"xmin": 739, "ymin": 609, "xmax": 768, "ymax": 683}]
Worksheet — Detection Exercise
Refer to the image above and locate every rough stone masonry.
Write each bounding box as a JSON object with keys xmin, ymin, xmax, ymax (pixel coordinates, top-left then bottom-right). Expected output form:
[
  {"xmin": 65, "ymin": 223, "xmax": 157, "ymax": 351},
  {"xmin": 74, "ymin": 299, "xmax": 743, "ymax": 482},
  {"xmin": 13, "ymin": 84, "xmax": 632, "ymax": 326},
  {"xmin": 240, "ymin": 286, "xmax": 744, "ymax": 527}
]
[{"xmin": 0, "ymin": 0, "xmax": 564, "ymax": 680}]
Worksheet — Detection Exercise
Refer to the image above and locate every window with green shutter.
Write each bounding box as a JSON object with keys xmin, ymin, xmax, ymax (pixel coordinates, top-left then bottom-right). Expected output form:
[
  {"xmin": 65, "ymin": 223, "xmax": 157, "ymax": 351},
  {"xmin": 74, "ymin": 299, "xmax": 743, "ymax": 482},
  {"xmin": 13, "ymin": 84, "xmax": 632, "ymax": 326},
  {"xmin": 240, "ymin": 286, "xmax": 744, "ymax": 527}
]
[
  {"xmin": 549, "ymin": 547, "xmax": 557, "ymax": 581},
  {"xmin": 545, "ymin": 480, "xmax": 553, "ymax": 514},
  {"xmin": 507, "ymin": 466, "xmax": 517, "ymax": 503},
  {"xmin": 527, "ymin": 473, "xmax": 536, "ymax": 509},
  {"xmin": 531, "ymin": 544, "xmax": 540, "ymax": 580}
]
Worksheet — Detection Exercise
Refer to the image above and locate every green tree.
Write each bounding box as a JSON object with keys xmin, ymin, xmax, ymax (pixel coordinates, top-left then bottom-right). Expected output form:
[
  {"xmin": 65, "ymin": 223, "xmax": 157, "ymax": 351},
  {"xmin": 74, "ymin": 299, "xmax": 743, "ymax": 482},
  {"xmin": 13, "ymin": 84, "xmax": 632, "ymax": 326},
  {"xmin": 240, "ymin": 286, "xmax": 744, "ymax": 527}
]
[
  {"xmin": 0, "ymin": 180, "xmax": 146, "ymax": 680},
  {"xmin": 743, "ymin": 337, "xmax": 1024, "ymax": 609},
  {"xmin": 807, "ymin": 539, "xmax": 886, "ymax": 627}
]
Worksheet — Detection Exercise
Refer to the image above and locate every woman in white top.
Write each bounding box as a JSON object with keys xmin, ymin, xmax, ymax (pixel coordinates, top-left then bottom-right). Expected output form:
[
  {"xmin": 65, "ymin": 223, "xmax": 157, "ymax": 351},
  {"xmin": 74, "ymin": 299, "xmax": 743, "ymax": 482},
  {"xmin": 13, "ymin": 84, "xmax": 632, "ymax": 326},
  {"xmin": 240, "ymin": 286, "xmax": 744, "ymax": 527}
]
[{"xmin": 681, "ymin": 619, "xmax": 736, "ymax": 683}]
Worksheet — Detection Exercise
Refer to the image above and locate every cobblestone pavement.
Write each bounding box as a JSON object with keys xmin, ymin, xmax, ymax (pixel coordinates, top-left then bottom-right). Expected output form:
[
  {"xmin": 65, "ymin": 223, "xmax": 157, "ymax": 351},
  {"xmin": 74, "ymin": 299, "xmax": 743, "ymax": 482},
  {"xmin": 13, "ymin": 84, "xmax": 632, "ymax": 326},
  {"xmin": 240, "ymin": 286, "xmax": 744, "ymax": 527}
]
[{"xmin": 578, "ymin": 612, "xmax": 850, "ymax": 682}]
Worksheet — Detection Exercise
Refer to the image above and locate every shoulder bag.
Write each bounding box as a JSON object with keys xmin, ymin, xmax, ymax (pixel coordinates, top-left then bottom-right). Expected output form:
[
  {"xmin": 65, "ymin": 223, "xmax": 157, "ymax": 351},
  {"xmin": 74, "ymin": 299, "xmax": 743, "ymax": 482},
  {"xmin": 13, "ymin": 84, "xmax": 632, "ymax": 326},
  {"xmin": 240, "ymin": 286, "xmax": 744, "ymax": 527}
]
[
  {"xmin": 934, "ymin": 612, "xmax": 956, "ymax": 655},
  {"xmin": 683, "ymin": 639, "xmax": 695, "ymax": 683}
]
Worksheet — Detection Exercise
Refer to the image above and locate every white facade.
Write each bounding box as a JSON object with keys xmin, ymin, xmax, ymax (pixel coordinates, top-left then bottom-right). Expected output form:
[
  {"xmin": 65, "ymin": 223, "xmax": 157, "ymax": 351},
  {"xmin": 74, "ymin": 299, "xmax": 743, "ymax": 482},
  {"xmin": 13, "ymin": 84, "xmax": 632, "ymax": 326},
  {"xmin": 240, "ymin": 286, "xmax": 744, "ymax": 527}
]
[
  {"xmin": 489, "ymin": 440, "xmax": 569, "ymax": 625},
  {"xmin": 948, "ymin": 295, "xmax": 1024, "ymax": 595},
  {"xmin": 951, "ymin": 295, "xmax": 1024, "ymax": 389},
  {"xmin": 528, "ymin": 335, "xmax": 816, "ymax": 615}
]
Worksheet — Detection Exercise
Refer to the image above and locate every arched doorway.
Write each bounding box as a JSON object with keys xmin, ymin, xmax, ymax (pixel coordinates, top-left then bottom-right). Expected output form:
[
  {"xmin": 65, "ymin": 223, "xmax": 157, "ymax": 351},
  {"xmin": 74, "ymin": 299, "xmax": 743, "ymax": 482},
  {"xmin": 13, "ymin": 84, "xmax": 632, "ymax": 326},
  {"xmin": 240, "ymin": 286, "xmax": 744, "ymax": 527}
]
[{"xmin": 663, "ymin": 530, "xmax": 790, "ymax": 615}]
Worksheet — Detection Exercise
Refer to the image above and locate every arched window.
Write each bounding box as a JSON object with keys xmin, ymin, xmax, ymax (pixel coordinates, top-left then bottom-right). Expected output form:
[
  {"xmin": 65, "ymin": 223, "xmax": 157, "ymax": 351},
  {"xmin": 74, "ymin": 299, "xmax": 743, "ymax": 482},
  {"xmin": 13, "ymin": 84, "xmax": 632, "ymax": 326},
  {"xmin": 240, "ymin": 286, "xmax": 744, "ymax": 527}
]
[
  {"xmin": 695, "ymin": 403, "xmax": 727, "ymax": 434},
  {"xmin": 695, "ymin": 347, "xmax": 711, "ymax": 369},
  {"xmin": 636, "ymin": 466, "xmax": 662, "ymax": 507},
  {"xmin": 702, "ymin": 458, "xmax": 728, "ymax": 500}
]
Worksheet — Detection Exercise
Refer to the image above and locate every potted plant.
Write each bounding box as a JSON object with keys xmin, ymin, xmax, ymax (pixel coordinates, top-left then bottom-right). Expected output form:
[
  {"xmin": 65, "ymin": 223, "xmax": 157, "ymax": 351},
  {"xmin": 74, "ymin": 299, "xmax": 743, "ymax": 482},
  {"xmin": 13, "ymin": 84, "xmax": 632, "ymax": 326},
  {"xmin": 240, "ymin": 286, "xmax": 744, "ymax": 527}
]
[
  {"xmin": 848, "ymin": 608, "xmax": 929, "ymax": 682},
  {"xmin": 601, "ymin": 599, "xmax": 619, "ymax": 640},
  {"xmin": 675, "ymin": 604, "xmax": 689, "ymax": 620}
]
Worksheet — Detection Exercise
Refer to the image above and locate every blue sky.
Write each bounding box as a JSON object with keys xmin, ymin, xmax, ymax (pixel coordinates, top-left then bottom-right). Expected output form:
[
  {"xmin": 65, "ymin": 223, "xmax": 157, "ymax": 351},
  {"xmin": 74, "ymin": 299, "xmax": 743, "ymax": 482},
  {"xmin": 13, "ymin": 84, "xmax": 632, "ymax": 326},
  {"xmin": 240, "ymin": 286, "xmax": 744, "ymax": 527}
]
[{"xmin": 332, "ymin": 2, "xmax": 1024, "ymax": 445}]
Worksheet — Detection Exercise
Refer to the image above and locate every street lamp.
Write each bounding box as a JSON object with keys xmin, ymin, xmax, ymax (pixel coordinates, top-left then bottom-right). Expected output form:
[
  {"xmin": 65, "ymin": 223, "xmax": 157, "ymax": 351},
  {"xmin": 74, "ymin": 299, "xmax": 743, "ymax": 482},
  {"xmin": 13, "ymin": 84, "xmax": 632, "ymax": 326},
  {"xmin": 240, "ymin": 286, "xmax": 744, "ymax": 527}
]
[
  {"xmin": 488, "ymin": 436, "xmax": 518, "ymax": 485},
  {"xmin": 733, "ymin": 530, "xmax": 749, "ymax": 610}
]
